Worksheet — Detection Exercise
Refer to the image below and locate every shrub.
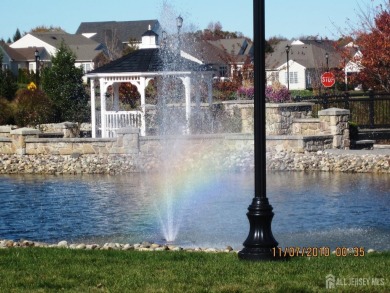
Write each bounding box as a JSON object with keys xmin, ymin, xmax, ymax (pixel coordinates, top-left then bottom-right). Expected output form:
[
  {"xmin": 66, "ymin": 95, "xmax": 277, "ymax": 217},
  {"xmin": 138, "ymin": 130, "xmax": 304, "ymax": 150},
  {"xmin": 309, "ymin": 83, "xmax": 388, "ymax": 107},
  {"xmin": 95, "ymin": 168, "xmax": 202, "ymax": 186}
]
[
  {"xmin": 0, "ymin": 69, "xmax": 18, "ymax": 100},
  {"xmin": 0, "ymin": 97, "xmax": 14, "ymax": 125},
  {"xmin": 265, "ymin": 83, "xmax": 291, "ymax": 103},
  {"xmin": 237, "ymin": 86, "xmax": 254, "ymax": 100},
  {"xmin": 213, "ymin": 80, "xmax": 240, "ymax": 101},
  {"xmin": 13, "ymin": 82, "xmax": 53, "ymax": 127}
]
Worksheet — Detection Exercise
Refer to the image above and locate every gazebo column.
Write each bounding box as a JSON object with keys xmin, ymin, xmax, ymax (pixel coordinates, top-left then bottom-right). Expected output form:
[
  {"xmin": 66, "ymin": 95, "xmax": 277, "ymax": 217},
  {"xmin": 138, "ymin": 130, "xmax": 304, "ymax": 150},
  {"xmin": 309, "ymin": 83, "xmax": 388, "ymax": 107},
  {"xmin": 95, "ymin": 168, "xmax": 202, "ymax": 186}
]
[
  {"xmin": 99, "ymin": 78, "xmax": 109, "ymax": 138},
  {"xmin": 195, "ymin": 75, "xmax": 201, "ymax": 109},
  {"xmin": 113, "ymin": 83, "xmax": 120, "ymax": 111},
  {"xmin": 90, "ymin": 79, "xmax": 96, "ymax": 138},
  {"xmin": 207, "ymin": 77, "xmax": 213, "ymax": 105},
  {"xmin": 131, "ymin": 77, "xmax": 152, "ymax": 136},
  {"xmin": 181, "ymin": 76, "xmax": 191, "ymax": 123}
]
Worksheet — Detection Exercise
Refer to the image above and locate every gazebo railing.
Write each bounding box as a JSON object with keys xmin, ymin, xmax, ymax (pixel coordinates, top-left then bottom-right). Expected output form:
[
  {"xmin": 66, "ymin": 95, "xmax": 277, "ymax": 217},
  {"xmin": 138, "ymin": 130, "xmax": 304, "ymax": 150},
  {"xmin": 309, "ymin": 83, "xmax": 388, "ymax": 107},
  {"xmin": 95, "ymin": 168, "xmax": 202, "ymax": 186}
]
[{"xmin": 96, "ymin": 111, "xmax": 144, "ymax": 137}]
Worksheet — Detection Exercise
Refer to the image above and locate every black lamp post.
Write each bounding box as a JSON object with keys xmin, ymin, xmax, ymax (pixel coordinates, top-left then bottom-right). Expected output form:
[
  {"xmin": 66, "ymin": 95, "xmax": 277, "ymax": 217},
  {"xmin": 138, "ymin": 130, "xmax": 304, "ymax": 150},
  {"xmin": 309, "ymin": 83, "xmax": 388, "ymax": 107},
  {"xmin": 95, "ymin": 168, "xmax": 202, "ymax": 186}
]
[
  {"xmin": 176, "ymin": 15, "xmax": 183, "ymax": 52},
  {"xmin": 285, "ymin": 44, "xmax": 291, "ymax": 90},
  {"xmin": 34, "ymin": 49, "xmax": 40, "ymax": 86},
  {"xmin": 325, "ymin": 52, "xmax": 329, "ymax": 71},
  {"xmin": 238, "ymin": 0, "xmax": 284, "ymax": 261}
]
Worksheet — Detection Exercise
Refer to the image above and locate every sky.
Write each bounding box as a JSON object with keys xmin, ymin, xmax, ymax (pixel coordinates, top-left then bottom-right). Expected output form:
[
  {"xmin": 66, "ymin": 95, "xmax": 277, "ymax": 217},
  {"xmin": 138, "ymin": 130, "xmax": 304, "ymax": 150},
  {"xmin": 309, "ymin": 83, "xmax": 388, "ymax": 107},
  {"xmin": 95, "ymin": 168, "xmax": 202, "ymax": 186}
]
[{"xmin": 0, "ymin": 0, "xmax": 382, "ymax": 42}]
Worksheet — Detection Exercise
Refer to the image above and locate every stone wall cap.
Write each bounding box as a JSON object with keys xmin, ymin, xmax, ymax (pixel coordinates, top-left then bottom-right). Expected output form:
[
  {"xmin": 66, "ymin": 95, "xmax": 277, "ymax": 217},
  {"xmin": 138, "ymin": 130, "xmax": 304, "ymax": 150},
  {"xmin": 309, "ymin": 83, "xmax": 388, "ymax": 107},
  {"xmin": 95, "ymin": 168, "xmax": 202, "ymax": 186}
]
[
  {"xmin": 61, "ymin": 122, "xmax": 78, "ymax": 128},
  {"xmin": 267, "ymin": 134, "xmax": 333, "ymax": 140},
  {"xmin": 0, "ymin": 125, "xmax": 17, "ymax": 132},
  {"xmin": 318, "ymin": 108, "xmax": 350, "ymax": 115},
  {"xmin": 10, "ymin": 128, "xmax": 40, "ymax": 135},
  {"xmin": 116, "ymin": 127, "xmax": 140, "ymax": 134},
  {"xmin": 222, "ymin": 100, "xmax": 254, "ymax": 105},
  {"xmin": 266, "ymin": 102, "xmax": 314, "ymax": 108},
  {"xmin": 293, "ymin": 118, "xmax": 320, "ymax": 123},
  {"xmin": 26, "ymin": 138, "xmax": 115, "ymax": 143}
]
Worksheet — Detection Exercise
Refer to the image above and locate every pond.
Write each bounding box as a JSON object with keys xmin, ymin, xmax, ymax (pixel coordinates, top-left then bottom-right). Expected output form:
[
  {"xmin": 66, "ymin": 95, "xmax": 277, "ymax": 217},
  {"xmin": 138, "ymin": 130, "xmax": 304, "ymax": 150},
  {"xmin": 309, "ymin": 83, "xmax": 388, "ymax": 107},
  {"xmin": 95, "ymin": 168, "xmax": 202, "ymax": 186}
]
[{"xmin": 0, "ymin": 171, "xmax": 389, "ymax": 251}]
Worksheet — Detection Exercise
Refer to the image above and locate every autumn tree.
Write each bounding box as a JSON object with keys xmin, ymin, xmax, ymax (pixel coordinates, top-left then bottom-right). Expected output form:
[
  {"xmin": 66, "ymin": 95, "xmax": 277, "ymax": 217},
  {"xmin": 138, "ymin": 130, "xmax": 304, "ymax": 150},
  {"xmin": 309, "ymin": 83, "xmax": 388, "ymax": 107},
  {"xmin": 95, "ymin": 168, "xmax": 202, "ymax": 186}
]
[
  {"xmin": 30, "ymin": 25, "xmax": 65, "ymax": 33},
  {"xmin": 13, "ymin": 82, "xmax": 53, "ymax": 127},
  {"xmin": 340, "ymin": 1, "xmax": 390, "ymax": 92},
  {"xmin": 195, "ymin": 21, "xmax": 244, "ymax": 41}
]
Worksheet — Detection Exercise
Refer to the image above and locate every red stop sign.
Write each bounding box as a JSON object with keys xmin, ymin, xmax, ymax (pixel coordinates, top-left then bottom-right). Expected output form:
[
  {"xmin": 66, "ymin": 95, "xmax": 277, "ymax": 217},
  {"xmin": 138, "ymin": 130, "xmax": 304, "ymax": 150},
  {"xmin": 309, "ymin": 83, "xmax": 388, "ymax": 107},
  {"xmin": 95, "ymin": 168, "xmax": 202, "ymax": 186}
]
[{"xmin": 321, "ymin": 72, "xmax": 335, "ymax": 87}]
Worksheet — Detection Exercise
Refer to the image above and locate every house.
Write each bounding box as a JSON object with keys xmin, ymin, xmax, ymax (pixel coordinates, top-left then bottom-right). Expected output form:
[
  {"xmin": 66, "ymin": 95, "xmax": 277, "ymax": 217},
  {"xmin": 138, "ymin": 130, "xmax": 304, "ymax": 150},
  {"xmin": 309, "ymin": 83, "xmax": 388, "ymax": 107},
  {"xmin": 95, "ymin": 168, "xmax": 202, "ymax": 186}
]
[
  {"xmin": 207, "ymin": 38, "xmax": 253, "ymax": 80},
  {"xmin": 343, "ymin": 42, "xmax": 363, "ymax": 89},
  {"xmin": 180, "ymin": 39, "xmax": 226, "ymax": 79},
  {"xmin": 179, "ymin": 37, "xmax": 252, "ymax": 82},
  {"xmin": 10, "ymin": 31, "xmax": 103, "ymax": 76},
  {"xmin": 266, "ymin": 39, "xmax": 343, "ymax": 90},
  {"xmin": 1, "ymin": 41, "xmax": 50, "ymax": 76},
  {"xmin": 75, "ymin": 20, "xmax": 161, "ymax": 59}
]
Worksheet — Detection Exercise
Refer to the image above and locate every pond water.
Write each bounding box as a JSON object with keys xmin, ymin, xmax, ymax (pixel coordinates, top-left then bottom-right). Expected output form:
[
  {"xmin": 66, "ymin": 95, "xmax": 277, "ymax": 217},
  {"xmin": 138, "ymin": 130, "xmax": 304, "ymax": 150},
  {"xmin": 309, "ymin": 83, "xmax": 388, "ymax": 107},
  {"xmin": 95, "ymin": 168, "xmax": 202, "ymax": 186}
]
[{"xmin": 0, "ymin": 171, "xmax": 389, "ymax": 251}]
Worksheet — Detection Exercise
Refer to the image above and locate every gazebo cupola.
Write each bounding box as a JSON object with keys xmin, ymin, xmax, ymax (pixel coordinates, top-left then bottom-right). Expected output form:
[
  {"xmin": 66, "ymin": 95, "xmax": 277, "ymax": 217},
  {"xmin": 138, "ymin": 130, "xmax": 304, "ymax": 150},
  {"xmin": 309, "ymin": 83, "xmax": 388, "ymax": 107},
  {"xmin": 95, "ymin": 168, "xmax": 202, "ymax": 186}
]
[{"xmin": 139, "ymin": 25, "xmax": 159, "ymax": 49}]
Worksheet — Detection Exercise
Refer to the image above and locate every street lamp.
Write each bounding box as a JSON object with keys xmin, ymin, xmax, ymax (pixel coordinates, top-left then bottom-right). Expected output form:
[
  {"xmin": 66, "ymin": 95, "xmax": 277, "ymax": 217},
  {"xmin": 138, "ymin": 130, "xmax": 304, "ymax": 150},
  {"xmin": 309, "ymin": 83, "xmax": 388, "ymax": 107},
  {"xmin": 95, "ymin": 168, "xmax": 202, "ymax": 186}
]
[
  {"xmin": 34, "ymin": 49, "xmax": 40, "ymax": 87},
  {"xmin": 285, "ymin": 45, "xmax": 291, "ymax": 90},
  {"xmin": 238, "ymin": 0, "xmax": 285, "ymax": 261},
  {"xmin": 325, "ymin": 52, "xmax": 329, "ymax": 71},
  {"xmin": 176, "ymin": 15, "xmax": 183, "ymax": 52}
]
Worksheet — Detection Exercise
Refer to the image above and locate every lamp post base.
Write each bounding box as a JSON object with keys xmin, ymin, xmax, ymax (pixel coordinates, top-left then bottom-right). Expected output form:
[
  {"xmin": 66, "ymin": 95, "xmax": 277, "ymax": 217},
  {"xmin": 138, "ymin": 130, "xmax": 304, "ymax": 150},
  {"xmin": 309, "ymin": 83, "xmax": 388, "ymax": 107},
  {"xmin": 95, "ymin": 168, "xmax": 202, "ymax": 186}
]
[{"xmin": 238, "ymin": 197, "xmax": 288, "ymax": 261}]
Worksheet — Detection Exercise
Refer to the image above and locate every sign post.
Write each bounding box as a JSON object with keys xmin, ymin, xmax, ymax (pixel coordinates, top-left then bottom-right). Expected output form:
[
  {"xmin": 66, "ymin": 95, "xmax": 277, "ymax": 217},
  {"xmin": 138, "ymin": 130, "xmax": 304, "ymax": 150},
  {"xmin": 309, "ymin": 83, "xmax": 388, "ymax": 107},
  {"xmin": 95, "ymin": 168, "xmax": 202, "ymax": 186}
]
[{"xmin": 321, "ymin": 72, "xmax": 335, "ymax": 88}]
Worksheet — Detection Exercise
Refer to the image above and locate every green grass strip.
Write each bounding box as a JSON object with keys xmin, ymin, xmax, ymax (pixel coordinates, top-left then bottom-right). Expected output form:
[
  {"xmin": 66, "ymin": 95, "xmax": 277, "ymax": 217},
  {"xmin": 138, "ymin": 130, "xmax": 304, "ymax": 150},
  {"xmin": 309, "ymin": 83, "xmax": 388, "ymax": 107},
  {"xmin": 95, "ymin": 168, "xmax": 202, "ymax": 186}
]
[{"xmin": 0, "ymin": 248, "xmax": 389, "ymax": 292}]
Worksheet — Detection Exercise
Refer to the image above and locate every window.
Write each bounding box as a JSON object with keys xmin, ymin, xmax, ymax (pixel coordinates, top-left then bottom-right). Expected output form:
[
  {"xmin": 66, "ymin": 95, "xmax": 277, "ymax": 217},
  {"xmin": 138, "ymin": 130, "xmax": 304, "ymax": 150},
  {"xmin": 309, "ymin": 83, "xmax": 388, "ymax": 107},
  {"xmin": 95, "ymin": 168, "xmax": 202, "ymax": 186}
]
[
  {"xmin": 268, "ymin": 71, "xmax": 279, "ymax": 83},
  {"xmin": 80, "ymin": 63, "xmax": 91, "ymax": 73},
  {"xmin": 285, "ymin": 72, "xmax": 298, "ymax": 84},
  {"xmin": 219, "ymin": 66, "xmax": 227, "ymax": 77}
]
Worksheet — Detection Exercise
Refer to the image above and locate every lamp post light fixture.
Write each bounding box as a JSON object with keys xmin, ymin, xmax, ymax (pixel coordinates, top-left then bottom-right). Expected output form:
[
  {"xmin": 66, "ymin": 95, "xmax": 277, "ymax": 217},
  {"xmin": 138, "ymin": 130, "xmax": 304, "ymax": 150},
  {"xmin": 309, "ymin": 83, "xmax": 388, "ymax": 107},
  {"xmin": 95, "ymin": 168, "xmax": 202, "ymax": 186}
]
[
  {"xmin": 34, "ymin": 49, "xmax": 40, "ymax": 87},
  {"xmin": 285, "ymin": 44, "xmax": 291, "ymax": 90},
  {"xmin": 176, "ymin": 15, "xmax": 183, "ymax": 52},
  {"xmin": 238, "ymin": 0, "xmax": 286, "ymax": 261},
  {"xmin": 325, "ymin": 52, "xmax": 329, "ymax": 71}
]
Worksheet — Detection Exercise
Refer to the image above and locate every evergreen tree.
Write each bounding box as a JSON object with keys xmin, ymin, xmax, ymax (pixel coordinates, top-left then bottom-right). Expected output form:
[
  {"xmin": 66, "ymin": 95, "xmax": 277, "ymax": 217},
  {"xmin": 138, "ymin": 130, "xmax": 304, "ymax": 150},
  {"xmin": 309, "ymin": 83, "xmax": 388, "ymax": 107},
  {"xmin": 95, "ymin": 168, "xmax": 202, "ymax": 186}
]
[
  {"xmin": 13, "ymin": 28, "xmax": 21, "ymax": 42},
  {"xmin": 0, "ymin": 52, "xmax": 18, "ymax": 100},
  {"xmin": 41, "ymin": 42, "xmax": 90, "ymax": 123}
]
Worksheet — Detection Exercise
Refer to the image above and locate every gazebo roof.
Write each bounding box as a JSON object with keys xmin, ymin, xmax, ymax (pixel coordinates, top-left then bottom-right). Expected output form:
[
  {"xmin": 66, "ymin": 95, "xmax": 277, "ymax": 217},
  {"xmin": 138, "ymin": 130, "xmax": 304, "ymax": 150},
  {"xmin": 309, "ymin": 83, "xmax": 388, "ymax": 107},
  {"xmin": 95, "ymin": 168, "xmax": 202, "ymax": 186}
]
[{"xmin": 89, "ymin": 48, "xmax": 210, "ymax": 75}]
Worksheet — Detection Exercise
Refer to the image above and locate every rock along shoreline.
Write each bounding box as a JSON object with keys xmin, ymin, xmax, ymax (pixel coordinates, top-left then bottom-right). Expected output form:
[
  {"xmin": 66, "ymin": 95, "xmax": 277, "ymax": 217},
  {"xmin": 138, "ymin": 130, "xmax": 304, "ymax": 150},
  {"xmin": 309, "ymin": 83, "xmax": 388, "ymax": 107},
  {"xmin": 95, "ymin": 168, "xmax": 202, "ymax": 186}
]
[
  {"xmin": 0, "ymin": 149, "xmax": 389, "ymax": 174},
  {"xmin": 0, "ymin": 239, "xmax": 381, "ymax": 255}
]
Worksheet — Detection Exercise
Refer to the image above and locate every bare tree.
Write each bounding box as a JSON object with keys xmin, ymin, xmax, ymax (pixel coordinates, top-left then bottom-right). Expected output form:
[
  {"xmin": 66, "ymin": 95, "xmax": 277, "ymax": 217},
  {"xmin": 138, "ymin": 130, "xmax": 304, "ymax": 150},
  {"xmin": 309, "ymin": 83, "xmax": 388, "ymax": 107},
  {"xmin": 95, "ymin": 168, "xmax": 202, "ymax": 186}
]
[{"xmin": 104, "ymin": 28, "xmax": 122, "ymax": 61}]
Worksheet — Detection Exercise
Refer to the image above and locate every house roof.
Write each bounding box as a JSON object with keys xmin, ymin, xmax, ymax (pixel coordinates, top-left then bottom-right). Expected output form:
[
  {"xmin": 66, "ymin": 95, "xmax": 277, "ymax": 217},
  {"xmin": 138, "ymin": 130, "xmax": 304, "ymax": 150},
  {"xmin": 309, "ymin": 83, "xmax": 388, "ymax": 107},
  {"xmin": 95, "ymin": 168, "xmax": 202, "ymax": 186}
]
[
  {"xmin": 88, "ymin": 47, "xmax": 209, "ymax": 75},
  {"xmin": 0, "ymin": 41, "xmax": 50, "ymax": 62},
  {"xmin": 180, "ymin": 39, "xmax": 227, "ymax": 65},
  {"xmin": 30, "ymin": 32, "xmax": 102, "ymax": 61},
  {"xmin": 0, "ymin": 41, "xmax": 26, "ymax": 60},
  {"xmin": 266, "ymin": 39, "xmax": 342, "ymax": 70},
  {"xmin": 14, "ymin": 47, "xmax": 50, "ymax": 61},
  {"xmin": 75, "ymin": 20, "xmax": 160, "ymax": 44},
  {"xmin": 208, "ymin": 38, "xmax": 252, "ymax": 56}
]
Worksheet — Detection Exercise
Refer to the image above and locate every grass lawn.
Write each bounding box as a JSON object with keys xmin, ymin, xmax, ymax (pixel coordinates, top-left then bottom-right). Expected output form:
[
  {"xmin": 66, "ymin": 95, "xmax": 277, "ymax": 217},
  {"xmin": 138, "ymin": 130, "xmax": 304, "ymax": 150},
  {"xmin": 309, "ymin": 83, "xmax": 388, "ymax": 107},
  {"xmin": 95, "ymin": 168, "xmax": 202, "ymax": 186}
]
[{"xmin": 0, "ymin": 248, "xmax": 389, "ymax": 292}]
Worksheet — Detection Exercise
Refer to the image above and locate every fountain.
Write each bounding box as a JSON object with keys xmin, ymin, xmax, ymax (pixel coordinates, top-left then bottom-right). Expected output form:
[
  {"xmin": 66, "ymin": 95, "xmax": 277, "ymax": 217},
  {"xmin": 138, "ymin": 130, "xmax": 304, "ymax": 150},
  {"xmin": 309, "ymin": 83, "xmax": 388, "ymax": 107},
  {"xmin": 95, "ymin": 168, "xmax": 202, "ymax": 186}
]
[{"xmin": 0, "ymin": 3, "xmax": 389, "ymax": 254}]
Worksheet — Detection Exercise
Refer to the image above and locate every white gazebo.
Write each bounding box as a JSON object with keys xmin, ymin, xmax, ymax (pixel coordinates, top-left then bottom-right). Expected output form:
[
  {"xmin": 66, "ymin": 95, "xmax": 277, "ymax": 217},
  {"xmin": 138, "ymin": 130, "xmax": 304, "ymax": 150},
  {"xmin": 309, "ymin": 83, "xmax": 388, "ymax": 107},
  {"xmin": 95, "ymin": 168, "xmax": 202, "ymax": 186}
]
[{"xmin": 86, "ymin": 28, "xmax": 213, "ymax": 138}]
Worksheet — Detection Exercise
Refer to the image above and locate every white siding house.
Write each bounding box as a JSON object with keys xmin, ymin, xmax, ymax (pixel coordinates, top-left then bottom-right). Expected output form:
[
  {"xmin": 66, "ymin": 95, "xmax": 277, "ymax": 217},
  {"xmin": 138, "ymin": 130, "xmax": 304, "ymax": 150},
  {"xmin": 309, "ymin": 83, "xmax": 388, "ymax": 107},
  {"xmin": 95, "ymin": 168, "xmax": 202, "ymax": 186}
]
[
  {"xmin": 266, "ymin": 39, "xmax": 343, "ymax": 90},
  {"xmin": 275, "ymin": 60, "xmax": 306, "ymax": 90},
  {"xmin": 10, "ymin": 32, "xmax": 102, "ymax": 79}
]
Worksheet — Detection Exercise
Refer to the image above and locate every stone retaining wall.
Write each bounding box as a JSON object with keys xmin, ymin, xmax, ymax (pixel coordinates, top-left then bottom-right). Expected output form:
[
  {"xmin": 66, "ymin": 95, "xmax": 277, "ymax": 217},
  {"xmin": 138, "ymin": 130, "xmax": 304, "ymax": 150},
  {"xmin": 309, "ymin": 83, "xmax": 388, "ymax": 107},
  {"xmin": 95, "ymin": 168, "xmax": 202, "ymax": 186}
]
[
  {"xmin": 265, "ymin": 102, "xmax": 313, "ymax": 135},
  {"xmin": 0, "ymin": 148, "xmax": 389, "ymax": 174}
]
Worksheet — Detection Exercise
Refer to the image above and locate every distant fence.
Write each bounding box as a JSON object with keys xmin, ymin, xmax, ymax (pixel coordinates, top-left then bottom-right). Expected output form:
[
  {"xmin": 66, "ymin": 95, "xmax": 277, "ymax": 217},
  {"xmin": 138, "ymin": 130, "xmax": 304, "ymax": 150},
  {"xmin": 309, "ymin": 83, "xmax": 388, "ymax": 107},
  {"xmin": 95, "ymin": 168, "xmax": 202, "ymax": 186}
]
[{"xmin": 294, "ymin": 92, "xmax": 390, "ymax": 129}]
